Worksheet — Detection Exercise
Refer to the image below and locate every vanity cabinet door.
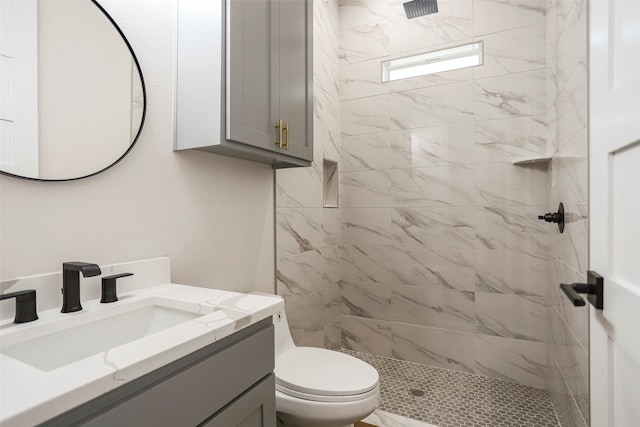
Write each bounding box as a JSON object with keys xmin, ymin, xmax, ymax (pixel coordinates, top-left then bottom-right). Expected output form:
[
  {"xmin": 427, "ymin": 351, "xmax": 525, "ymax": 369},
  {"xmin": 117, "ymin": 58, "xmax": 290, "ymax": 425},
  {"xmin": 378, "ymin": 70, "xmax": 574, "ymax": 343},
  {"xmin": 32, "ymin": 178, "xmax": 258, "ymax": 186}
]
[
  {"xmin": 276, "ymin": 0, "xmax": 313, "ymax": 163},
  {"xmin": 201, "ymin": 374, "xmax": 276, "ymax": 427},
  {"xmin": 226, "ymin": 0, "xmax": 279, "ymax": 152},
  {"xmin": 62, "ymin": 322, "xmax": 275, "ymax": 427}
]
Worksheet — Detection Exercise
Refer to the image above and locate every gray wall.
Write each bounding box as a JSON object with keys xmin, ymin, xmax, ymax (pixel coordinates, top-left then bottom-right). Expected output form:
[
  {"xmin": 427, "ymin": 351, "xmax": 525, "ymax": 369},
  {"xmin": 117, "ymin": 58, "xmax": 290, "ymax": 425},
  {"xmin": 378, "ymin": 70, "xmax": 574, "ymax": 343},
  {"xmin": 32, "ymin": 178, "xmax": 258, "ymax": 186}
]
[{"xmin": 0, "ymin": 0, "xmax": 275, "ymax": 294}]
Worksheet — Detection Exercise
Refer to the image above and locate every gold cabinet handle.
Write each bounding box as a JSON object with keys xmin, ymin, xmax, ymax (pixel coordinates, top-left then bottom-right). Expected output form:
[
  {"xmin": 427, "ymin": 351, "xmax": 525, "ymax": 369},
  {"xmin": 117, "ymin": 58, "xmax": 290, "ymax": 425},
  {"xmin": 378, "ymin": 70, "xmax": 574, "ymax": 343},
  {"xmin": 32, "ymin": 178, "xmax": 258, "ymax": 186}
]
[
  {"xmin": 275, "ymin": 120, "xmax": 283, "ymax": 148},
  {"xmin": 283, "ymin": 123, "xmax": 289, "ymax": 150}
]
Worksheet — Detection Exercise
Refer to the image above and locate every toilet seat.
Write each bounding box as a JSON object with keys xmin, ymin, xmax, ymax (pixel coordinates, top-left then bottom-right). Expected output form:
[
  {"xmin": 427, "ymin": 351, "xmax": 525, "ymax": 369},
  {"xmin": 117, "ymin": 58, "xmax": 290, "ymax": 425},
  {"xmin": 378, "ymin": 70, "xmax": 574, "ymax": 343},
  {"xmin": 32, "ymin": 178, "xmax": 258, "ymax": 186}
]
[
  {"xmin": 275, "ymin": 347, "xmax": 379, "ymax": 402},
  {"xmin": 276, "ymin": 382, "xmax": 380, "ymax": 403}
]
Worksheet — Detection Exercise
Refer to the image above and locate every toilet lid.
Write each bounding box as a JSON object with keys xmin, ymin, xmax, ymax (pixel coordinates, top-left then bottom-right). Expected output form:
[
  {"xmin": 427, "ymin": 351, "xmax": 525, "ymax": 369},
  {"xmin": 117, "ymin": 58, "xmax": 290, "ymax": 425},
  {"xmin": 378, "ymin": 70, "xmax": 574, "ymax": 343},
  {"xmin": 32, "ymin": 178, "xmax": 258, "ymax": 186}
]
[{"xmin": 275, "ymin": 347, "xmax": 379, "ymax": 396}]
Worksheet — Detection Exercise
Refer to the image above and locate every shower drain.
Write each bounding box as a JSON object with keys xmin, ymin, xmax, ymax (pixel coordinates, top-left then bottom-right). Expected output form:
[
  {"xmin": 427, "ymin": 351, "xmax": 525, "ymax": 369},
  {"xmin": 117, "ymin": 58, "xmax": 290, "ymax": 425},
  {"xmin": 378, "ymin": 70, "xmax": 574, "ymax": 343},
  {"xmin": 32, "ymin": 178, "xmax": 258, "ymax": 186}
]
[{"xmin": 409, "ymin": 388, "xmax": 425, "ymax": 397}]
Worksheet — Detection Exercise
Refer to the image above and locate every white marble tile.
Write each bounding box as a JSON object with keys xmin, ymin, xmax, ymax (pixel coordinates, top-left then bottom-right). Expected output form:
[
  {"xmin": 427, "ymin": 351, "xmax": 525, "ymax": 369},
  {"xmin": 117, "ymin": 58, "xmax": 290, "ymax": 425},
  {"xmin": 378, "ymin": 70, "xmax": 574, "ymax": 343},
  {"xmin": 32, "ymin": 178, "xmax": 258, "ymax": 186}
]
[
  {"xmin": 313, "ymin": 41, "xmax": 323, "ymax": 92},
  {"xmin": 315, "ymin": 84, "xmax": 341, "ymax": 136},
  {"xmin": 476, "ymin": 293, "xmax": 547, "ymax": 341},
  {"xmin": 553, "ymin": 59, "xmax": 587, "ymax": 122},
  {"xmin": 475, "ymin": 335, "xmax": 548, "ymax": 389},
  {"xmin": 320, "ymin": 48, "xmax": 340, "ymax": 97},
  {"xmin": 390, "ymin": 81, "xmax": 475, "ymax": 129},
  {"xmin": 391, "ymin": 165, "xmax": 475, "ymax": 208},
  {"xmin": 554, "ymin": 0, "xmax": 587, "ymax": 91},
  {"xmin": 341, "ymin": 94, "xmax": 394, "ymax": 136},
  {"xmin": 339, "ymin": 20, "xmax": 390, "ymax": 65},
  {"xmin": 475, "ymin": 206, "xmax": 547, "ymax": 253},
  {"xmin": 276, "ymin": 208, "xmax": 327, "ymax": 256},
  {"xmin": 322, "ymin": 207, "xmax": 341, "ymax": 246},
  {"xmin": 474, "ymin": 23, "xmax": 545, "ymax": 79},
  {"xmin": 391, "ymin": 322, "xmax": 476, "ymax": 373},
  {"xmin": 317, "ymin": 0, "xmax": 340, "ymax": 61},
  {"xmin": 341, "ymin": 315, "xmax": 392, "ymax": 356},
  {"xmin": 388, "ymin": 0, "xmax": 473, "ymax": 54},
  {"xmin": 475, "ymin": 250, "xmax": 547, "ymax": 296},
  {"xmin": 550, "ymin": 202, "xmax": 588, "ymax": 275},
  {"xmin": 342, "ymin": 208, "xmax": 392, "ymax": 246},
  {"xmin": 340, "ymin": 132, "xmax": 392, "ymax": 172},
  {"xmin": 474, "ymin": 69, "xmax": 546, "ymax": 120},
  {"xmin": 550, "ymin": 128, "xmax": 587, "ymax": 205},
  {"xmin": 297, "ymin": 319, "xmax": 342, "ymax": 350},
  {"xmin": 286, "ymin": 283, "xmax": 343, "ymax": 344},
  {"xmin": 548, "ymin": 105, "xmax": 587, "ymax": 151},
  {"xmin": 390, "ymin": 124, "xmax": 475, "ymax": 169},
  {"xmin": 389, "ymin": 246, "xmax": 476, "ymax": 291},
  {"xmin": 340, "ymin": 170, "xmax": 391, "ymax": 207},
  {"xmin": 475, "ymin": 115, "xmax": 548, "ymax": 163},
  {"xmin": 473, "ymin": 0, "xmax": 545, "ymax": 36},
  {"xmin": 548, "ymin": 306, "xmax": 590, "ymax": 424},
  {"xmin": 341, "ymin": 244, "xmax": 393, "ymax": 283},
  {"xmin": 390, "ymin": 285, "xmax": 476, "ymax": 332},
  {"xmin": 322, "ymin": 0, "xmax": 340, "ymax": 61},
  {"xmin": 339, "ymin": 0, "xmax": 389, "ymax": 31},
  {"xmin": 276, "ymin": 246, "xmax": 341, "ymax": 300},
  {"xmin": 276, "ymin": 163, "xmax": 323, "ymax": 208},
  {"xmin": 341, "ymin": 281, "xmax": 392, "ymax": 319},
  {"xmin": 391, "ymin": 207, "xmax": 475, "ymax": 249},
  {"xmin": 322, "ymin": 130, "xmax": 341, "ymax": 164},
  {"xmin": 340, "ymin": 58, "xmax": 390, "ymax": 101},
  {"xmin": 475, "ymin": 162, "xmax": 548, "ymax": 207}
]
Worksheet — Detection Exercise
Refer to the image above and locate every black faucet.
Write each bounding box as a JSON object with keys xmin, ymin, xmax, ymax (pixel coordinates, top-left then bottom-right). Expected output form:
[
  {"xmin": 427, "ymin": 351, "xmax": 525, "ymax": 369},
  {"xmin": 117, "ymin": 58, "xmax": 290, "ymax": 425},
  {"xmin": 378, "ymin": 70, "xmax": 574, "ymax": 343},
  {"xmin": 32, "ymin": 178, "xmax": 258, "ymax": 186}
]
[
  {"xmin": 0, "ymin": 290, "xmax": 39, "ymax": 323},
  {"xmin": 61, "ymin": 262, "xmax": 102, "ymax": 313}
]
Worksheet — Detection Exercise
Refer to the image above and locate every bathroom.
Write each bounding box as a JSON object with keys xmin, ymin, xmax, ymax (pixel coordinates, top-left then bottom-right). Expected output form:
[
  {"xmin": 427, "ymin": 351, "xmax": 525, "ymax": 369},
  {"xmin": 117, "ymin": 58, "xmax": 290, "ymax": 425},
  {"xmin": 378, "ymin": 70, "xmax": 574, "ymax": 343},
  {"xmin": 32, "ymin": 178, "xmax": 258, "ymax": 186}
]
[{"xmin": 0, "ymin": 0, "xmax": 638, "ymax": 426}]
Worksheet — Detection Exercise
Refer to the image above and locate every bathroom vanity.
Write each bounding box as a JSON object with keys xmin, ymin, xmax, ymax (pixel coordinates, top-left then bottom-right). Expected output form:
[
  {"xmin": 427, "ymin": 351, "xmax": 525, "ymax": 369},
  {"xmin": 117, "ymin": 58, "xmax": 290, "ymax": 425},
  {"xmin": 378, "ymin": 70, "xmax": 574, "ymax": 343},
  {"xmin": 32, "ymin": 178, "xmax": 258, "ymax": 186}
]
[{"xmin": 0, "ymin": 274, "xmax": 283, "ymax": 427}]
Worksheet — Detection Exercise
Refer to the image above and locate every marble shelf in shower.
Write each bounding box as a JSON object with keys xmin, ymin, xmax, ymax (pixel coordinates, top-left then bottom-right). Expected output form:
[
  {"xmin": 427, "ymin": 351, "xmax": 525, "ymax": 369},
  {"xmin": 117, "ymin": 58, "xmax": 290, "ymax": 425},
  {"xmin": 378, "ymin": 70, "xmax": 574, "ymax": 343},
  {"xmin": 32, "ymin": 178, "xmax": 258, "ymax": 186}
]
[{"xmin": 511, "ymin": 155, "xmax": 553, "ymax": 166}]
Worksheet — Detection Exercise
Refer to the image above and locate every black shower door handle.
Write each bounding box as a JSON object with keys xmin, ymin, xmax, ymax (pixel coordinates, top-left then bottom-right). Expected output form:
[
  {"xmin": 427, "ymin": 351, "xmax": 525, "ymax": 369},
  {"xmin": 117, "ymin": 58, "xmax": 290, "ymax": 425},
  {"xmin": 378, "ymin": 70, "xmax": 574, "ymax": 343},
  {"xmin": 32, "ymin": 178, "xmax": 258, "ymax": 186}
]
[{"xmin": 559, "ymin": 271, "xmax": 604, "ymax": 309}]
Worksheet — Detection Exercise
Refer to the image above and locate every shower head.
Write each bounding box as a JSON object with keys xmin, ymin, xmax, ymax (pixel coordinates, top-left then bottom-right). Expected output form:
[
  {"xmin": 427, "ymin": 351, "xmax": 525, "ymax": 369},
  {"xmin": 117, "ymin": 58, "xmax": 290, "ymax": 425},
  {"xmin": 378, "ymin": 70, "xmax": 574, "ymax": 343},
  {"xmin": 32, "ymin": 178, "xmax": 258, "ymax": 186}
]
[{"xmin": 403, "ymin": 0, "xmax": 439, "ymax": 19}]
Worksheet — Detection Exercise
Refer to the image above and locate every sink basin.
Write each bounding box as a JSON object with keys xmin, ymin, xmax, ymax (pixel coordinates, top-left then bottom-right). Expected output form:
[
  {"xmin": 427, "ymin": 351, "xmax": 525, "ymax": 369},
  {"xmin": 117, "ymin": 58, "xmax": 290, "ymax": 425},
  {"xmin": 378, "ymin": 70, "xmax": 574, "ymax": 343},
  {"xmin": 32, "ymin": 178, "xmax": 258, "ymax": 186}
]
[{"xmin": 1, "ymin": 301, "xmax": 201, "ymax": 371}]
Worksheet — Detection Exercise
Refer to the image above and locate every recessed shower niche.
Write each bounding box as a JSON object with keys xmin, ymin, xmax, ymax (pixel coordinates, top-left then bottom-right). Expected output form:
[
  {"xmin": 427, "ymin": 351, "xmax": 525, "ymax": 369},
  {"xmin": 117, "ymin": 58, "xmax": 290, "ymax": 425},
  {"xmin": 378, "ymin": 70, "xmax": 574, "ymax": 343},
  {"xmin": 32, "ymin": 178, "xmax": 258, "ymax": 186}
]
[{"xmin": 323, "ymin": 159, "xmax": 338, "ymax": 208}]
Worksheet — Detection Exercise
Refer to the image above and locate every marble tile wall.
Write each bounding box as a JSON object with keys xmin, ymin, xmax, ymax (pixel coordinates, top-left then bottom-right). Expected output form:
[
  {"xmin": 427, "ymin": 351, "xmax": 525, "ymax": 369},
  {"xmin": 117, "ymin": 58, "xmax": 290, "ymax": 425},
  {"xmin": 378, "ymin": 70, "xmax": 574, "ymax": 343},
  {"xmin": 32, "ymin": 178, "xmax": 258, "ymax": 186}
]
[
  {"xmin": 545, "ymin": 0, "xmax": 589, "ymax": 425},
  {"xmin": 275, "ymin": 0, "xmax": 343, "ymax": 348},
  {"xmin": 337, "ymin": 0, "xmax": 551, "ymax": 389}
]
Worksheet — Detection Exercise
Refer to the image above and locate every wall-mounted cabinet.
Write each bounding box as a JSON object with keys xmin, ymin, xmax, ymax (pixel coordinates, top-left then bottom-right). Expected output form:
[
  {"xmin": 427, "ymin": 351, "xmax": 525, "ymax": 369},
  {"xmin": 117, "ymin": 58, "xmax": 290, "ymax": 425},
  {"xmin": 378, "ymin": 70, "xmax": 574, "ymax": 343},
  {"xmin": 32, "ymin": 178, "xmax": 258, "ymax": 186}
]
[{"xmin": 175, "ymin": 0, "xmax": 313, "ymax": 168}]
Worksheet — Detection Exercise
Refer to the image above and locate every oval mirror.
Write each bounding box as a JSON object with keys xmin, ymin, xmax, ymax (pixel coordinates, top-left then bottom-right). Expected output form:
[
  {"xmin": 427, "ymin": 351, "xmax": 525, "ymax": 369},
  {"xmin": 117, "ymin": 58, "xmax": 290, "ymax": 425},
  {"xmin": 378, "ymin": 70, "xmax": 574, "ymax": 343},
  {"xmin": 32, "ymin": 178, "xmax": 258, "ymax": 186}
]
[{"xmin": 0, "ymin": 0, "xmax": 146, "ymax": 181}]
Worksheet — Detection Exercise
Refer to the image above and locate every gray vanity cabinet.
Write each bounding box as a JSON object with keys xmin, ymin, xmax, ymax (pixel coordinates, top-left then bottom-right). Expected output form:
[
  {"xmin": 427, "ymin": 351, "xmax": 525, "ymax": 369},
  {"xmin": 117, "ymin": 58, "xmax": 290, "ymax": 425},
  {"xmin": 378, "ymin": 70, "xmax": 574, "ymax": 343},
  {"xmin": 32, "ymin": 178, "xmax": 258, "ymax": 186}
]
[
  {"xmin": 175, "ymin": 0, "xmax": 313, "ymax": 169},
  {"xmin": 41, "ymin": 319, "xmax": 276, "ymax": 427}
]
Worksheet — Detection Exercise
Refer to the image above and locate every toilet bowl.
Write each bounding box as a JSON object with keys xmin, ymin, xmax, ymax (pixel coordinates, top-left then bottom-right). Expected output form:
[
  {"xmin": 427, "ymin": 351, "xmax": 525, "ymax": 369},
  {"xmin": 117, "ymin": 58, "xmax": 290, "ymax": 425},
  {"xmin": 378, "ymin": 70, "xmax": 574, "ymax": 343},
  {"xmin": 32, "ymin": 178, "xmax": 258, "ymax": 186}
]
[{"xmin": 273, "ymin": 310, "xmax": 380, "ymax": 427}]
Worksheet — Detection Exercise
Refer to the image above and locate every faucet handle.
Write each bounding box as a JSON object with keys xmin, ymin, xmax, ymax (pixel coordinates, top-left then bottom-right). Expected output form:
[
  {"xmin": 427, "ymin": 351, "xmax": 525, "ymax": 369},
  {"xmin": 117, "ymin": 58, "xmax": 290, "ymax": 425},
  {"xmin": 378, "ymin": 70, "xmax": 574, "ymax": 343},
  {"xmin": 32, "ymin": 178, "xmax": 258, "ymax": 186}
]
[
  {"xmin": 101, "ymin": 273, "xmax": 133, "ymax": 303},
  {"xmin": 0, "ymin": 290, "xmax": 39, "ymax": 323}
]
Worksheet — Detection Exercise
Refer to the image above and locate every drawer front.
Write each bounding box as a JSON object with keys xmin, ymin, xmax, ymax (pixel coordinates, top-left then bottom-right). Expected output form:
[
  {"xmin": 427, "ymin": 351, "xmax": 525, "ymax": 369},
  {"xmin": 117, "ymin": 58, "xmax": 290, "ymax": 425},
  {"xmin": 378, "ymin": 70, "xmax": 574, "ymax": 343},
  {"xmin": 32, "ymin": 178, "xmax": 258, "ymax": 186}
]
[
  {"xmin": 82, "ymin": 324, "xmax": 274, "ymax": 427},
  {"xmin": 201, "ymin": 374, "xmax": 275, "ymax": 427}
]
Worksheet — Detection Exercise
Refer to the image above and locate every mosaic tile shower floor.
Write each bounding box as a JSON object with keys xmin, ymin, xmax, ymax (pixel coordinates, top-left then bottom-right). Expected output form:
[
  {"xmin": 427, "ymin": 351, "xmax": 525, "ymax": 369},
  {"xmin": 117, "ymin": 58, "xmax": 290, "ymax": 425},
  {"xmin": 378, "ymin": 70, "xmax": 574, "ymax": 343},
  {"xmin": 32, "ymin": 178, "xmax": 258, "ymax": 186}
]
[{"xmin": 342, "ymin": 350, "xmax": 560, "ymax": 427}]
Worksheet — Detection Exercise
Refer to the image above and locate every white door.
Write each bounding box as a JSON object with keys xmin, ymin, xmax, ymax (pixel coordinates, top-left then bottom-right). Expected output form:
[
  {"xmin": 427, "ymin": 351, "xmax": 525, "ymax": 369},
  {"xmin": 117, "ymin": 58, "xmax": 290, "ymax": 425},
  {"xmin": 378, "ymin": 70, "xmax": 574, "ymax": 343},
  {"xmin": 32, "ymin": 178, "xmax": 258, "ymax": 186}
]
[
  {"xmin": 589, "ymin": 0, "xmax": 640, "ymax": 426},
  {"xmin": 0, "ymin": 0, "xmax": 39, "ymax": 177}
]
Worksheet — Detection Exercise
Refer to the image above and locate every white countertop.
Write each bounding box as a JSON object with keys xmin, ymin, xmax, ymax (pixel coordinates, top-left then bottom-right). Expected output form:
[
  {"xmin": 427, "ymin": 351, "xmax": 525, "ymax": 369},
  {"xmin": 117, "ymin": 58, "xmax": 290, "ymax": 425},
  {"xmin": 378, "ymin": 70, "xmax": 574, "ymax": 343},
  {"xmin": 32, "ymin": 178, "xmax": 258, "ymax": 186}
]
[{"xmin": 0, "ymin": 284, "xmax": 284, "ymax": 426}]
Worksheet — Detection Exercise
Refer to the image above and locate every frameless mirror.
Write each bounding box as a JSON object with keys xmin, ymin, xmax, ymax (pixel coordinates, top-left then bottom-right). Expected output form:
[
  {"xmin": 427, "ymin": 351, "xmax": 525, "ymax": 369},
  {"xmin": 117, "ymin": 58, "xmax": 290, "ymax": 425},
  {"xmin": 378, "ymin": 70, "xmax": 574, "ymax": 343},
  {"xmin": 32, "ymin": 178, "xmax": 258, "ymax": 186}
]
[{"xmin": 0, "ymin": 0, "xmax": 145, "ymax": 181}]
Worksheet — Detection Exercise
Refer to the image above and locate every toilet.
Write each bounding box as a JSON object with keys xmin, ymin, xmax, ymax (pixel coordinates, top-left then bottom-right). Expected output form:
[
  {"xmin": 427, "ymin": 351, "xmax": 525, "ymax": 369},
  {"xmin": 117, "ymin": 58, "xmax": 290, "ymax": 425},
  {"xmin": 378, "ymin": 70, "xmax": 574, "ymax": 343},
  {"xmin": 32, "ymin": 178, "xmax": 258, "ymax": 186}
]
[{"xmin": 273, "ymin": 310, "xmax": 380, "ymax": 427}]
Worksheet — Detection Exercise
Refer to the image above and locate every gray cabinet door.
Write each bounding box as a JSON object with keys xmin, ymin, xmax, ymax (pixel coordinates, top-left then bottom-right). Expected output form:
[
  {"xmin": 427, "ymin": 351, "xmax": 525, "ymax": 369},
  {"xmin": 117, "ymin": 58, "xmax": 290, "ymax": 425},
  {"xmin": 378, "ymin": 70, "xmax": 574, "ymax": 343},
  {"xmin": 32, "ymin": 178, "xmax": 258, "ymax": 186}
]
[
  {"xmin": 226, "ymin": 0, "xmax": 280, "ymax": 152},
  {"xmin": 278, "ymin": 0, "xmax": 313, "ymax": 162},
  {"xmin": 201, "ymin": 375, "xmax": 276, "ymax": 427}
]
